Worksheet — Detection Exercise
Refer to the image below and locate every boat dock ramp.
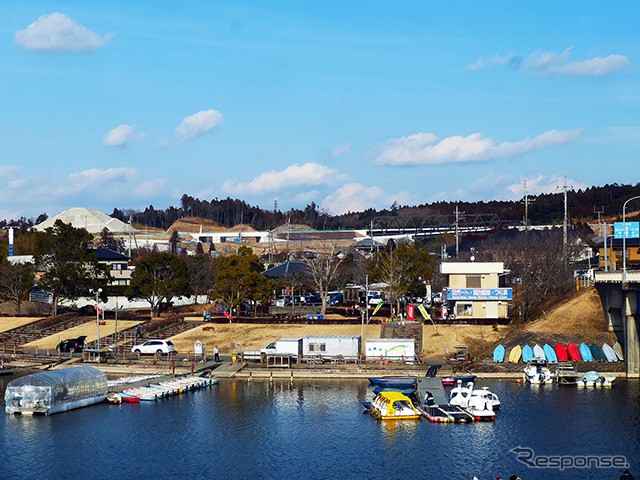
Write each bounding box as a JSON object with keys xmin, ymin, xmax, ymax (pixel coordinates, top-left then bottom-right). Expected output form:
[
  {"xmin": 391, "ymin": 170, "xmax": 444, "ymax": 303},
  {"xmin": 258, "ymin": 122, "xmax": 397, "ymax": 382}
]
[{"xmin": 415, "ymin": 377, "xmax": 475, "ymax": 423}]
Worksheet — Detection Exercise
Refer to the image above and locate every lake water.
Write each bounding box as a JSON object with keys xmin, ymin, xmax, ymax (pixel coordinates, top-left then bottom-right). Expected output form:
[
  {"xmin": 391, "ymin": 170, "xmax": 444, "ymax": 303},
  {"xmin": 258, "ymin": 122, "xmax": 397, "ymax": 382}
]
[{"xmin": 1, "ymin": 375, "xmax": 639, "ymax": 480}]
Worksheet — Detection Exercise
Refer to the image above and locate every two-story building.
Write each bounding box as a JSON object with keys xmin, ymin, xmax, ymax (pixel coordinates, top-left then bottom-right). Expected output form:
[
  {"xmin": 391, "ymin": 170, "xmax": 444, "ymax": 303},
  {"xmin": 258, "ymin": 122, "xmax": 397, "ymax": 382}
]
[{"xmin": 440, "ymin": 262, "xmax": 511, "ymax": 322}]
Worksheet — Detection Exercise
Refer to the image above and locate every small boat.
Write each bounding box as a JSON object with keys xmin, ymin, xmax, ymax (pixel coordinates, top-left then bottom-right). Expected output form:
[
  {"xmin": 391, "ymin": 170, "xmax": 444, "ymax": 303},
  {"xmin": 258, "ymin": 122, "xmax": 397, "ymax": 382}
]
[
  {"xmin": 368, "ymin": 377, "xmax": 416, "ymax": 389},
  {"xmin": 579, "ymin": 343, "xmax": 593, "ymax": 362},
  {"xmin": 508, "ymin": 345, "xmax": 522, "ymax": 363},
  {"xmin": 590, "ymin": 343, "xmax": 605, "ymax": 362},
  {"xmin": 372, "ymin": 386, "xmax": 415, "ymax": 396},
  {"xmin": 555, "ymin": 343, "xmax": 568, "ymax": 362},
  {"xmin": 364, "ymin": 391, "xmax": 421, "ymax": 420},
  {"xmin": 522, "ymin": 345, "xmax": 534, "ymax": 363},
  {"xmin": 567, "ymin": 343, "xmax": 582, "ymax": 361},
  {"xmin": 449, "ymin": 381, "xmax": 495, "ymax": 421},
  {"xmin": 471, "ymin": 386, "xmax": 501, "ymax": 410},
  {"xmin": 106, "ymin": 393, "xmax": 122, "ymax": 405},
  {"xmin": 441, "ymin": 375, "xmax": 477, "ymax": 386},
  {"xmin": 543, "ymin": 344, "xmax": 557, "ymax": 363},
  {"xmin": 613, "ymin": 342, "xmax": 624, "ymax": 361},
  {"xmin": 493, "ymin": 344, "xmax": 505, "ymax": 363},
  {"xmin": 533, "ymin": 344, "xmax": 545, "ymax": 360},
  {"xmin": 523, "ymin": 358, "xmax": 554, "ymax": 384},
  {"xmin": 579, "ymin": 371, "xmax": 616, "ymax": 388},
  {"xmin": 602, "ymin": 343, "xmax": 617, "ymax": 362},
  {"xmin": 118, "ymin": 392, "xmax": 141, "ymax": 403}
]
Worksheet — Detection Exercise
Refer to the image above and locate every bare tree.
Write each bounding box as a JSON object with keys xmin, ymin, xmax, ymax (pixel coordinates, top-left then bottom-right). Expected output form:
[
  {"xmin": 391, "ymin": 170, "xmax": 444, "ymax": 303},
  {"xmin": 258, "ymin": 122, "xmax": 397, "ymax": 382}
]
[
  {"xmin": 304, "ymin": 244, "xmax": 345, "ymax": 316},
  {"xmin": 0, "ymin": 262, "xmax": 35, "ymax": 315},
  {"xmin": 483, "ymin": 228, "xmax": 582, "ymax": 321}
]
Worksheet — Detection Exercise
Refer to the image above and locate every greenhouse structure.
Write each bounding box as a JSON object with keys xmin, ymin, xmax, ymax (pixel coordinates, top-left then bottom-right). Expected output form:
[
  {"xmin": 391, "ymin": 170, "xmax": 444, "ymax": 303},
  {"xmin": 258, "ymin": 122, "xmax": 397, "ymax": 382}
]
[{"xmin": 4, "ymin": 366, "xmax": 108, "ymax": 415}]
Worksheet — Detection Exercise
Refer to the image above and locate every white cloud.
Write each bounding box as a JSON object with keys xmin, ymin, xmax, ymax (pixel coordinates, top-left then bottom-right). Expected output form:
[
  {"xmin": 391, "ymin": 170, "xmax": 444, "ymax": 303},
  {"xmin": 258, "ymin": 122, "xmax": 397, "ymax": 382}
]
[
  {"xmin": 0, "ymin": 166, "xmax": 21, "ymax": 177},
  {"xmin": 56, "ymin": 167, "xmax": 137, "ymax": 195},
  {"xmin": 329, "ymin": 142, "xmax": 352, "ymax": 158},
  {"xmin": 375, "ymin": 129, "xmax": 582, "ymax": 166},
  {"xmin": 223, "ymin": 162, "xmax": 345, "ymax": 195},
  {"xmin": 174, "ymin": 109, "xmax": 224, "ymax": 141},
  {"xmin": 466, "ymin": 47, "xmax": 629, "ymax": 77},
  {"xmin": 15, "ymin": 13, "xmax": 113, "ymax": 53},
  {"xmin": 507, "ymin": 175, "xmax": 588, "ymax": 197},
  {"xmin": 464, "ymin": 54, "xmax": 512, "ymax": 71},
  {"xmin": 321, "ymin": 183, "xmax": 412, "ymax": 215},
  {"xmin": 103, "ymin": 124, "xmax": 148, "ymax": 147}
]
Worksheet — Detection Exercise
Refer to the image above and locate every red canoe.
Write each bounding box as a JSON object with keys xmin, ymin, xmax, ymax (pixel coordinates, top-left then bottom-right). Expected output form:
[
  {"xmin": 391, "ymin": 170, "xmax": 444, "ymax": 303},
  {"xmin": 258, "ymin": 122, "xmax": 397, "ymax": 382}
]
[
  {"xmin": 567, "ymin": 342, "xmax": 582, "ymax": 361},
  {"xmin": 555, "ymin": 343, "xmax": 569, "ymax": 362}
]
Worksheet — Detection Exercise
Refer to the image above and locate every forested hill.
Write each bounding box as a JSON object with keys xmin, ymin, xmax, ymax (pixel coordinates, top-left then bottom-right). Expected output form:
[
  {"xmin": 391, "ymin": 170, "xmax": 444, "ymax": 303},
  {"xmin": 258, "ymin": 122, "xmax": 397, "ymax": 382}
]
[
  {"xmin": 6, "ymin": 183, "xmax": 638, "ymax": 232},
  {"xmin": 101, "ymin": 183, "xmax": 640, "ymax": 232}
]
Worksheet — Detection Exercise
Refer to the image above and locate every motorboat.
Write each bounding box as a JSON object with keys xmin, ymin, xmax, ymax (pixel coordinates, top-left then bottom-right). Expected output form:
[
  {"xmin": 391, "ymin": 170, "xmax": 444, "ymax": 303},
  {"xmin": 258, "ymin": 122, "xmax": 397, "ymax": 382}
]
[
  {"xmin": 106, "ymin": 393, "xmax": 122, "ymax": 405},
  {"xmin": 363, "ymin": 391, "xmax": 421, "ymax": 420},
  {"xmin": 523, "ymin": 358, "xmax": 554, "ymax": 384},
  {"xmin": 579, "ymin": 371, "xmax": 616, "ymax": 388}
]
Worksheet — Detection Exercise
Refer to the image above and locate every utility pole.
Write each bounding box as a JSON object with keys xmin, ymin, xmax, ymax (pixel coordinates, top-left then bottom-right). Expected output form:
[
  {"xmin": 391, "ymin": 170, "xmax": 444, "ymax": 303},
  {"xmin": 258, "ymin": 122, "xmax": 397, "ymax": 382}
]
[
  {"xmin": 455, "ymin": 204, "xmax": 459, "ymax": 258},
  {"xmin": 522, "ymin": 179, "xmax": 535, "ymax": 231},
  {"xmin": 557, "ymin": 178, "xmax": 572, "ymax": 253}
]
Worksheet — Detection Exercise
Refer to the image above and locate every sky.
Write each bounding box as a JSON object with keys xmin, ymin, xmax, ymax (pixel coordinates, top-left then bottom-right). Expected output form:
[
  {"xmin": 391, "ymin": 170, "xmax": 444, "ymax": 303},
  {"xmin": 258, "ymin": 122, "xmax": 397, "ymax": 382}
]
[{"xmin": 1, "ymin": 2, "xmax": 639, "ymax": 221}]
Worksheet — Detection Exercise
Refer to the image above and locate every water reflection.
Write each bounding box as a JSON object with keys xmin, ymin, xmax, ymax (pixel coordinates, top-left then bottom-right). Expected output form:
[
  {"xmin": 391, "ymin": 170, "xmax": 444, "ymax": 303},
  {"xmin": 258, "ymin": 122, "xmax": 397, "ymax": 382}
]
[{"xmin": 1, "ymin": 376, "xmax": 639, "ymax": 480}]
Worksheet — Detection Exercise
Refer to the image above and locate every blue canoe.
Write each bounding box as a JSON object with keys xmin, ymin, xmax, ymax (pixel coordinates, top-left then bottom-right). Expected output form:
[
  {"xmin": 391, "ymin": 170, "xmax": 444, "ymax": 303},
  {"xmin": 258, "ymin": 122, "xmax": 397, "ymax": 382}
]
[
  {"xmin": 579, "ymin": 343, "xmax": 593, "ymax": 362},
  {"xmin": 493, "ymin": 344, "xmax": 505, "ymax": 362},
  {"xmin": 522, "ymin": 345, "xmax": 534, "ymax": 363},
  {"xmin": 368, "ymin": 377, "xmax": 416, "ymax": 389},
  {"xmin": 543, "ymin": 344, "xmax": 558, "ymax": 363}
]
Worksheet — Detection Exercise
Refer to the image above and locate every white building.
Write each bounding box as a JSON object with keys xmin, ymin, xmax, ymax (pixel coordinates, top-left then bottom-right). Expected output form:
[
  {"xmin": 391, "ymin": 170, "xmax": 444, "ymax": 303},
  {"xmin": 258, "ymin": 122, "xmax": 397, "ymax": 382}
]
[{"xmin": 440, "ymin": 262, "xmax": 511, "ymax": 321}]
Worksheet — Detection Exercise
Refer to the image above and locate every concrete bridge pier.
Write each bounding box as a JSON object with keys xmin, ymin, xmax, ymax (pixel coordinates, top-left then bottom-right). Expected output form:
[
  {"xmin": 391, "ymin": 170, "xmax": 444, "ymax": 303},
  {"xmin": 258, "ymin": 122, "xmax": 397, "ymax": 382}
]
[
  {"xmin": 624, "ymin": 290, "xmax": 640, "ymax": 377},
  {"xmin": 595, "ymin": 273, "xmax": 640, "ymax": 378}
]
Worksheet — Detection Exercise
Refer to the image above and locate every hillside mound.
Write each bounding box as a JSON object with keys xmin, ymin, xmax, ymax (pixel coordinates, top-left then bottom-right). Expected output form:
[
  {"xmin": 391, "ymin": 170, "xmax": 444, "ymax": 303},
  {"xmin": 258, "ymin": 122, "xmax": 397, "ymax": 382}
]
[
  {"xmin": 503, "ymin": 287, "xmax": 615, "ymax": 351},
  {"xmin": 167, "ymin": 217, "xmax": 256, "ymax": 233}
]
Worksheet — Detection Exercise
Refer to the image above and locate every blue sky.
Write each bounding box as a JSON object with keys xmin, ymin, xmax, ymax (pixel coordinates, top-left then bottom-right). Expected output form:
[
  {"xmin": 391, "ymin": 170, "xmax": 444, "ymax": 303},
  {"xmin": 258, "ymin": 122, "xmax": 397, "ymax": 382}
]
[{"xmin": 1, "ymin": 2, "xmax": 638, "ymax": 221}]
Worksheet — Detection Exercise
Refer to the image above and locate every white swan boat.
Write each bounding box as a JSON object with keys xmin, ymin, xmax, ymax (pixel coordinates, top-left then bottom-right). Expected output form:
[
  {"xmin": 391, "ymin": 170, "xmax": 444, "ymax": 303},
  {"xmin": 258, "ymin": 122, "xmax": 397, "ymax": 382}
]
[{"xmin": 449, "ymin": 381, "xmax": 496, "ymax": 421}]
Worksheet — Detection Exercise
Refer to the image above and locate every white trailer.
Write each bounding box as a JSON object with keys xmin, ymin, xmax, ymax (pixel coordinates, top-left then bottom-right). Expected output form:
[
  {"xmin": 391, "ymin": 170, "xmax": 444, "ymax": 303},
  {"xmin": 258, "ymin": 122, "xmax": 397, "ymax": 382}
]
[
  {"xmin": 302, "ymin": 335, "xmax": 361, "ymax": 361},
  {"xmin": 366, "ymin": 338, "xmax": 415, "ymax": 363},
  {"xmin": 259, "ymin": 337, "xmax": 303, "ymax": 357}
]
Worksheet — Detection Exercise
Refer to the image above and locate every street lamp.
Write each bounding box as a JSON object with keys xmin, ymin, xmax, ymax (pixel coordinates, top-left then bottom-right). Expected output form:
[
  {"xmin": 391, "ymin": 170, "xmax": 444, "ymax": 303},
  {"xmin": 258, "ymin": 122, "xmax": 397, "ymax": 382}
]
[
  {"xmin": 90, "ymin": 288, "xmax": 103, "ymax": 354},
  {"xmin": 622, "ymin": 196, "xmax": 640, "ymax": 283}
]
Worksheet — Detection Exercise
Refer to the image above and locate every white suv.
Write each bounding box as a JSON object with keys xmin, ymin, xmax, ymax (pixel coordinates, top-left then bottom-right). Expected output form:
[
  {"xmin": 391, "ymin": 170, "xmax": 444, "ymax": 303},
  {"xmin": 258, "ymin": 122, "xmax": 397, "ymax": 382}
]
[{"xmin": 131, "ymin": 339, "xmax": 176, "ymax": 356}]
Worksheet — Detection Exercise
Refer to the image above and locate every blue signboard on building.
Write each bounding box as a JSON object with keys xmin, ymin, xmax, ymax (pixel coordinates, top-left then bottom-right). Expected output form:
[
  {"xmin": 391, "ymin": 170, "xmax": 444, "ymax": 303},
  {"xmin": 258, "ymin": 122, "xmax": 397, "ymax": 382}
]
[
  {"xmin": 444, "ymin": 288, "xmax": 513, "ymax": 301},
  {"xmin": 614, "ymin": 222, "xmax": 640, "ymax": 239}
]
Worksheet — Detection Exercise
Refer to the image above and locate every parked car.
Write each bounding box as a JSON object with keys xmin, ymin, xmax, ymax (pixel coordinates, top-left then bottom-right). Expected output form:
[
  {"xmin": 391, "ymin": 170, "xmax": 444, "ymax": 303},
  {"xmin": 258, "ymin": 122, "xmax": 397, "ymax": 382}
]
[
  {"xmin": 131, "ymin": 339, "xmax": 176, "ymax": 356},
  {"xmin": 328, "ymin": 293, "xmax": 343, "ymax": 305},
  {"xmin": 56, "ymin": 336, "xmax": 87, "ymax": 353}
]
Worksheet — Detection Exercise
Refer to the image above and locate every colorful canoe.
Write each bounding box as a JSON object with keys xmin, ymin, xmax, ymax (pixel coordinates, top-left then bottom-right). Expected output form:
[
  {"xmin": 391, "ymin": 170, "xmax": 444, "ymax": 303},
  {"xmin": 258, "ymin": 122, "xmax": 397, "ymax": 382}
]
[
  {"xmin": 579, "ymin": 343, "xmax": 593, "ymax": 362},
  {"xmin": 522, "ymin": 345, "xmax": 534, "ymax": 363},
  {"xmin": 533, "ymin": 344, "xmax": 545, "ymax": 360},
  {"xmin": 555, "ymin": 343, "xmax": 569, "ymax": 362},
  {"xmin": 602, "ymin": 343, "xmax": 617, "ymax": 362},
  {"xmin": 567, "ymin": 343, "xmax": 582, "ymax": 361},
  {"xmin": 613, "ymin": 342, "xmax": 624, "ymax": 361},
  {"xmin": 543, "ymin": 344, "xmax": 558, "ymax": 363},
  {"xmin": 508, "ymin": 345, "xmax": 522, "ymax": 363},
  {"xmin": 590, "ymin": 343, "xmax": 605, "ymax": 362},
  {"xmin": 493, "ymin": 344, "xmax": 505, "ymax": 362}
]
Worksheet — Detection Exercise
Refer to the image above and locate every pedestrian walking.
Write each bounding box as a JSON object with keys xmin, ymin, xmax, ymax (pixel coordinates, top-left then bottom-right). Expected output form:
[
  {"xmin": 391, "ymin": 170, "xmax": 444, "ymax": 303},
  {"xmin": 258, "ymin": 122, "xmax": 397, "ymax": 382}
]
[
  {"xmin": 214, "ymin": 345, "xmax": 220, "ymax": 363},
  {"xmin": 136, "ymin": 324, "xmax": 141, "ymax": 341}
]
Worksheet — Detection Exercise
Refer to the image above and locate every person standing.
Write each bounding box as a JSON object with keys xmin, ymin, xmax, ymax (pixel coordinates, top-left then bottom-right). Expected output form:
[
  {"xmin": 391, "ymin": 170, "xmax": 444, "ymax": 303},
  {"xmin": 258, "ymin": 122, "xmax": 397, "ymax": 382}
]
[{"xmin": 214, "ymin": 345, "xmax": 220, "ymax": 363}]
